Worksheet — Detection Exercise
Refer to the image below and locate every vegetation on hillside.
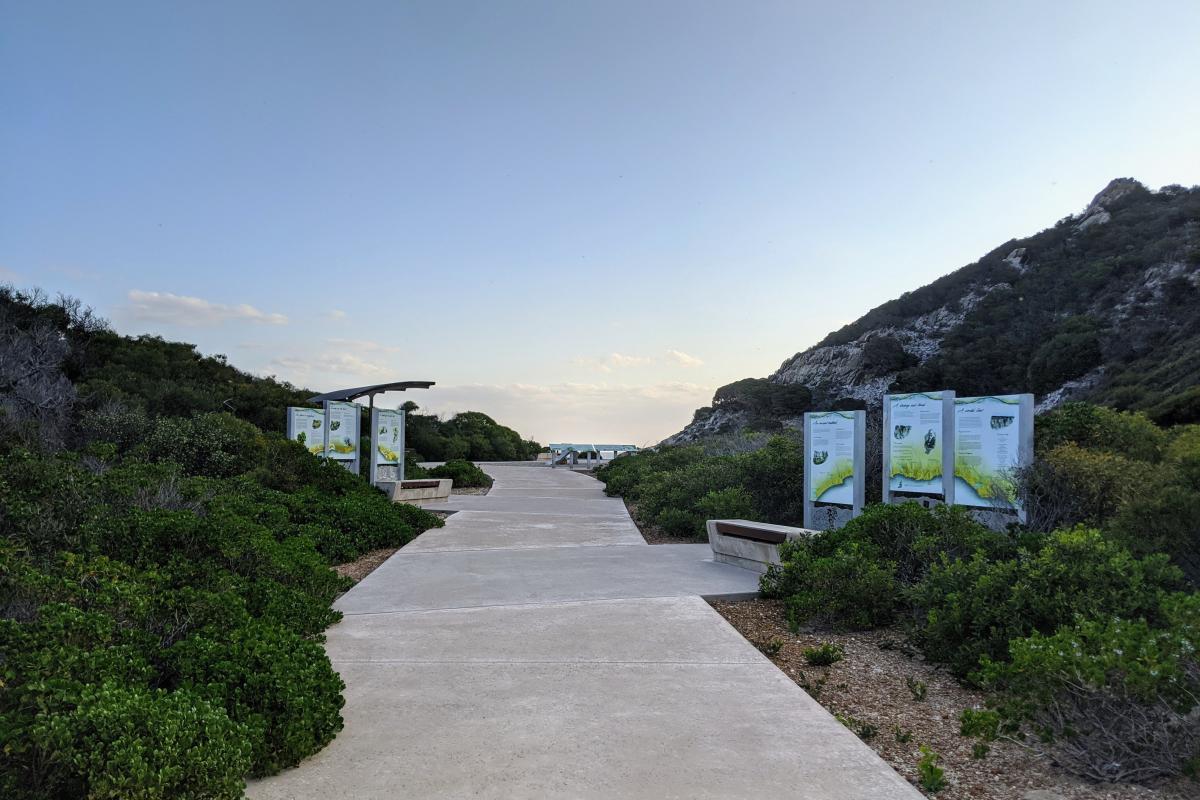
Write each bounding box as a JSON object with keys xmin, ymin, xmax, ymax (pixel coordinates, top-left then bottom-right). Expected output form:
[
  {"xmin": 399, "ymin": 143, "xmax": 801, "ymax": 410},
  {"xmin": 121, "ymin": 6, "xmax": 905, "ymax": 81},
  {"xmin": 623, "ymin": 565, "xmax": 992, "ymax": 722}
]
[
  {"xmin": 0, "ymin": 288, "xmax": 451, "ymax": 797},
  {"xmin": 599, "ymin": 404, "xmax": 1200, "ymax": 783}
]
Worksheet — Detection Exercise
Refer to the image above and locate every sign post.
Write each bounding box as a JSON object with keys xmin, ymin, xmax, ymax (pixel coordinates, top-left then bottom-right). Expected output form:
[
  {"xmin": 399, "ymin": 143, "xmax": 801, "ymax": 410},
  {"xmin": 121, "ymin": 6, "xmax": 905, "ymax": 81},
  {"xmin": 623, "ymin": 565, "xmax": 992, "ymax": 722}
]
[
  {"xmin": 286, "ymin": 407, "xmax": 326, "ymax": 456},
  {"xmin": 953, "ymin": 394, "xmax": 1034, "ymax": 523},
  {"xmin": 882, "ymin": 391, "xmax": 956, "ymax": 507},
  {"xmin": 323, "ymin": 400, "xmax": 361, "ymax": 475},
  {"xmin": 370, "ymin": 407, "xmax": 406, "ymax": 486},
  {"xmin": 803, "ymin": 410, "xmax": 866, "ymax": 530}
]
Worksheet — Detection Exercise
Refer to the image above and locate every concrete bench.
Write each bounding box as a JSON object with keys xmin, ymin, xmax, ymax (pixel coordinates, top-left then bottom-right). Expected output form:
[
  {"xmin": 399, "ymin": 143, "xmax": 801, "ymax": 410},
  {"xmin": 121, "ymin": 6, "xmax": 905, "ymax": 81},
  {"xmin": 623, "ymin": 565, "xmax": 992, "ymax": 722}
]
[
  {"xmin": 380, "ymin": 478, "xmax": 453, "ymax": 506},
  {"xmin": 706, "ymin": 519, "xmax": 815, "ymax": 574}
]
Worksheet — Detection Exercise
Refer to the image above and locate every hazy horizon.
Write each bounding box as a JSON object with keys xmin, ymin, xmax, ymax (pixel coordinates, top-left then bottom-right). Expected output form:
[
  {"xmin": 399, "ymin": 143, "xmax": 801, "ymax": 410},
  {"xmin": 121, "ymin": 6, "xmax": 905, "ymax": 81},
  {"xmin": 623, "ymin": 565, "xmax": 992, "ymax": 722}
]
[{"xmin": 4, "ymin": 1, "xmax": 1199, "ymax": 444}]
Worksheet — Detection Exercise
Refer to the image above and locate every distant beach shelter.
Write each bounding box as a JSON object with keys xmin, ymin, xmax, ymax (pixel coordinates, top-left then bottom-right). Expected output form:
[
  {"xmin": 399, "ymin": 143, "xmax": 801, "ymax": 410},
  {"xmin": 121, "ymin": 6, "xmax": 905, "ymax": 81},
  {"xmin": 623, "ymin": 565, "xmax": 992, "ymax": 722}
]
[{"xmin": 547, "ymin": 443, "xmax": 639, "ymax": 467}]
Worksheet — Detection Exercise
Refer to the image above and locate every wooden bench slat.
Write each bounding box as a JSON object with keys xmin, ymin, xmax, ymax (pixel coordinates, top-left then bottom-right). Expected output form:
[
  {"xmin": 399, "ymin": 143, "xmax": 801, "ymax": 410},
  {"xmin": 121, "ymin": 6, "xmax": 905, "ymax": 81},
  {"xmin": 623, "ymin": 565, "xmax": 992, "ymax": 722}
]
[{"xmin": 713, "ymin": 521, "xmax": 787, "ymax": 544}]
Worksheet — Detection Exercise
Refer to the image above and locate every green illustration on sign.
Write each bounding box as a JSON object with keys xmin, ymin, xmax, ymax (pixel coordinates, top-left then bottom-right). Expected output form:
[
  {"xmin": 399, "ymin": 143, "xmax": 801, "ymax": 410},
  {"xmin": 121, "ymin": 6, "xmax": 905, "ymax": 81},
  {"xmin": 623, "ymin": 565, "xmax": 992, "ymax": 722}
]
[
  {"xmin": 888, "ymin": 392, "xmax": 944, "ymax": 492},
  {"xmin": 808, "ymin": 411, "xmax": 856, "ymax": 503},
  {"xmin": 954, "ymin": 395, "xmax": 1023, "ymax": 508}
]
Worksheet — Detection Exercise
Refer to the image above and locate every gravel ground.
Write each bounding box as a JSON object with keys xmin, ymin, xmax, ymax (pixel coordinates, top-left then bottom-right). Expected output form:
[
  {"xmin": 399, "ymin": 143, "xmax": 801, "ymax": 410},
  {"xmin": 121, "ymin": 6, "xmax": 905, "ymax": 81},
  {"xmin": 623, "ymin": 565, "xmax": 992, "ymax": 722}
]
[
  {"xmin": 709, "ymin": 599, "xmax": 1191, "ymax": 800},
  {"xmin": 451, "ymin": 485, "xmax": 491, "ymax": 495},
  {"xmin": 334, "ymin": 547, "xmax": 401, "ymax": 583}
]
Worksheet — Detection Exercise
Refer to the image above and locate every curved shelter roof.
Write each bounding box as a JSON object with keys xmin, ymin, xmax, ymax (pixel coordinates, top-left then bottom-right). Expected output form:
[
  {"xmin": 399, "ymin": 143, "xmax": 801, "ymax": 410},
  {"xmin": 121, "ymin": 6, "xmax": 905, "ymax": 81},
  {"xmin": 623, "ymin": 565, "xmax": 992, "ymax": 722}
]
[{"xmin": 307, "ymin": 380, "xmax": 435, "ymax": 403}]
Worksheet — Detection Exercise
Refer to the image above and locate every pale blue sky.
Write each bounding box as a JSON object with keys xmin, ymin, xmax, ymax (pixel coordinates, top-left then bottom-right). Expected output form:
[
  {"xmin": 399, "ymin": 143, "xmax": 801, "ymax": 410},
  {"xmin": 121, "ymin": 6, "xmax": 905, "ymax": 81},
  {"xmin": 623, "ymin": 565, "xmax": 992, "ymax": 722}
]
[{"xmin": 3, "ymin": 1, "xmax": 1199, "ymax": 443}]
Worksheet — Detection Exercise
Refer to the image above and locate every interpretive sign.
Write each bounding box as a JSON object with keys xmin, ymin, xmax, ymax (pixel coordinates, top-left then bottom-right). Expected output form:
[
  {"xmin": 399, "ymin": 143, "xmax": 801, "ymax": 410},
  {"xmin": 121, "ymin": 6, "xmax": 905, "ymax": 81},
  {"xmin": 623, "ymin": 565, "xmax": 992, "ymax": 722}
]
[
  {"xmin": 883, "ymin": 391, "xmax": 955, "ymax": 505},
  {"xmin": 286, "ymin": 407, "xmax": 326, "ymax": 455},
  {"xmin": 370, "ymin": 407, "xmax": 406, "ymax": 485},
  {"xmin": 804, "ymin": 410, "xmax": 866, "ymax": 529},
  {"xmin": 324, "ymin": 401, "xmax": 360, "ymax": 474},
  {"xmin": 953, "ymin": 394, "xmax": 1034, "ymax": 517}
]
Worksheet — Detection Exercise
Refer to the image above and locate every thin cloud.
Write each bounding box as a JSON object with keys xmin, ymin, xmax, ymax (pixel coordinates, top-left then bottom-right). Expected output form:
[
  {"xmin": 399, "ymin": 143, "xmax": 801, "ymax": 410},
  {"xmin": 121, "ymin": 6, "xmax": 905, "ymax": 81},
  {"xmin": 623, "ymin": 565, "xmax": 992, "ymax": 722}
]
[
  {"xmin": 326, "ymin": 309, "xmax": 347, "ymax": 320},
  {"xmin": 572, "ymin": 352, "xmax": 654, "ymax": 372},
  {"xmin": 666, "ymin": 349, "xmax": 704, "ymax": 367},
  {"xmin": 326, "ymin": 338, "xmax": 401, "ymax": 354},
  {"xmin": 127, "ymin": 290, "xmax": 288, "ymax": 326},
  {"xmin": 0, "ymin": 266, "xmax": 19, "ymax": 281},
  {"xmin": 269, "ymin": 352, "xmax": 392, "ymax": 379}
]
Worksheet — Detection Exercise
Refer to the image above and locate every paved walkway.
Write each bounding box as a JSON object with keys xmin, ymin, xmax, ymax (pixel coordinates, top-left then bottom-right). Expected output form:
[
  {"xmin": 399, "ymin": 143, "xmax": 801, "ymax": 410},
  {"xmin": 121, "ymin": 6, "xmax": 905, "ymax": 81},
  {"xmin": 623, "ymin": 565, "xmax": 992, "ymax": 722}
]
[{"xmin": 250, "ymin": 463, "xmax": 920, "ymax": 799}]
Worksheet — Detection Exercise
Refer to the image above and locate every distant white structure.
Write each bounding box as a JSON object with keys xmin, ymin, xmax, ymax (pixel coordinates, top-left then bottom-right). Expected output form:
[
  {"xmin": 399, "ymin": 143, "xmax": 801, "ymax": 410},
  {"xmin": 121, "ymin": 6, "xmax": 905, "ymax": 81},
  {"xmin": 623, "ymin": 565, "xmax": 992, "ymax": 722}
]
[{"xmin": 547, "ymin": 443, "xmax": 639, "ymax": 467}]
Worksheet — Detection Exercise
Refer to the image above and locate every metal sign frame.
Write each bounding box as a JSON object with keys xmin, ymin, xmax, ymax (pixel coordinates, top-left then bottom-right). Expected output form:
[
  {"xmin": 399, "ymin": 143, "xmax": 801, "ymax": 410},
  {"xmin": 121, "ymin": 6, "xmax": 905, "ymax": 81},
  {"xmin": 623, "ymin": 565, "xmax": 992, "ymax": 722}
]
[{"xmin": 369, "ymin": 407, "xmax": 406, "ymax": 486}]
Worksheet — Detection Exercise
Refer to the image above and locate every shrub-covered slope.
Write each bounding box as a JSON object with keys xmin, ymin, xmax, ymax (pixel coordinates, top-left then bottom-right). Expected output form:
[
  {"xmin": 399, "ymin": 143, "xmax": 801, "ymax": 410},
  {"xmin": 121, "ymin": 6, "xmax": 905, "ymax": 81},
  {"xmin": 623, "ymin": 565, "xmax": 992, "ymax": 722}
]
[{"xmin": 0, "ymin": 290, "xmax": 451, "ymax": 798}]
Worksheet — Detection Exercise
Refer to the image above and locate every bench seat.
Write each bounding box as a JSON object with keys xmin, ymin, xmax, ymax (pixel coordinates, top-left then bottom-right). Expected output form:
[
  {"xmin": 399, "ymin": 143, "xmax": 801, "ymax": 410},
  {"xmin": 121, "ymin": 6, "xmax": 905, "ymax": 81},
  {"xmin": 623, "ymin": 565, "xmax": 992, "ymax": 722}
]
[{"xmin": 706, "ymin": 518, "xmax": 815, "ymax": 575}]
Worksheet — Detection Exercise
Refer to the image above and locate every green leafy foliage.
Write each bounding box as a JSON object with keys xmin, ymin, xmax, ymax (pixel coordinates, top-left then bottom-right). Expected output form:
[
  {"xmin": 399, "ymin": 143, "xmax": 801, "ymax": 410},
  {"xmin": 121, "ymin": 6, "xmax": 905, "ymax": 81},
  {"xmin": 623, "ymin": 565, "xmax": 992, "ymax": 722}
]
[
  {"xmin": 405, "ymin": 407, "xmax": 541, "ymax": 462},
  {"xmin": 595, "ymin": 437, "xmax": 804, "ymax": 540},
  {"xmin": 910, "ymin": 527, "xmax": 1181, "ymax": 676},
  {"xmin": 974, "ymin": 594, "xmax": 1200, "ymax": 782},
  {"xmin": 0, "ymin": 290, "xmax": 452, "ymax": 796},
  {"xmin": 170, "ymin": 621, "xmax": 346, "ymax": 775},
  {"xmin": 761, "ymin": 503, "xmax": 1007, "ymax": 630},
  {"xmin": 428, "ymin": 459, "xmax": 492, "ymax": 488},
  {"xmin": 802, "ymin": 642, "xmax": 844, "ymax": 666},
  {"xmin": 916, "ymin": 746, "xmax": 946, "ymax": 792}
]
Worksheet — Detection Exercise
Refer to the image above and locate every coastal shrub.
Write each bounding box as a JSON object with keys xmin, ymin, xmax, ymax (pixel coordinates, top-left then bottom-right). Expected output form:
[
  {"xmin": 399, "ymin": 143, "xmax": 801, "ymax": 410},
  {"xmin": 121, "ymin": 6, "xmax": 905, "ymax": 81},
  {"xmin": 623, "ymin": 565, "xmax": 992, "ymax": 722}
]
[
  {"xmin": 696, "ymin": 486, "xmax": 756, "ymax": 521},
  {"xmin": 822, "ymin": 502, "xmax": 1007, "ymax": 584},
  {"xmin": 766, "ymin": 538, "xmax": 898, "ymax": 630},
  {"xmin": 140, "ymin": 412, "xmax": 265, "ymax": 478},
  {"xmin": 169, "ymin": 620, "xmax": 346, "ymax": 776},
  {"xmin": 761, "ymin": 503, "xmax": 1006, "ymax": 630},
  {"xmin": 734, "ymin": 435, "xmax": 805, "ymax": 522},
  {"xmin": 429, "ymin": 458, "xmax": 492, "ymax": 488},
  {"xmin": 1109, "ymin": 484, "xmax": 1200, "ymax": 586},
  {"xmin": 1036, "ymin": 402, "xmax": 1167, "ymax": 462},
  {"xmin": 802, "ymin": 642, "xmax": 844, "ymax": 666},
  {"xmin": 975, "ymin": 593, "xmax": 1200, "ymax": 782},
  {"xmin": 910, "ymin": 528, "xmax": 1181, "ymax": 676},
  {"xmin": 1015, "ymin": 443, "xmax": 1170, "ymax": 531},
  {"xmin": 16, "ymin": 684, "xmax": 251, "ymax": 800}
]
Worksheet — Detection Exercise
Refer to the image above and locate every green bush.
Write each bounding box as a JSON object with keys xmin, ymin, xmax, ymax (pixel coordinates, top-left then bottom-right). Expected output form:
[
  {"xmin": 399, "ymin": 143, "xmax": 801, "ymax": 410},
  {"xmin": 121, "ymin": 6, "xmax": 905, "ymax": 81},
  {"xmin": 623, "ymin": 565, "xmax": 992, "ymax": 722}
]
[
  {"xmin": 910, "ymin": 528, "xmax": 1182, "ymax": 676},
  {"xmin": 1109, "ymin": 484, "xmax": 1200, "ymax": 586},
  {"xmin": 767, "ymin": 539, "xmax": 898, "ymax": 630},
  {"xmin": 802, "ymin": 642, "xmax": 844, "ymax": 666},
  {"xmin": 139, "ymin": 413, "xmax": 266, "ymax": 478},
  {"xmin": 170, "ymin": 620, "xmax": 346, "ymax": 776},
  {"xmin": 761, "ymin": 503, "xmax": 1007, "ymax": 630},
  {"xmin": 23, "ymin": 685, "xmax": 251, "ymax": 800},
  {"xmin": 429, "ymin": 458, "xmax": 492, "ymax": 488},
  {"xmin": 976, "ymin": 593, "xmax": 1200, "ymax": 782},
  {"xmin": 1036, "ymin": 402, "xmax": 1167, "ymax": 462}
]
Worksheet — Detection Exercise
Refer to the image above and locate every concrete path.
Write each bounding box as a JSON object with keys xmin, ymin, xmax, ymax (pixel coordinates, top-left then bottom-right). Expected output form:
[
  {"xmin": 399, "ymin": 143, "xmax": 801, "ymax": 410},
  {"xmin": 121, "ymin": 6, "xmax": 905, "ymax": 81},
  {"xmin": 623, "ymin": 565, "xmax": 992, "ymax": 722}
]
[{"xmin": 250, "ymin": 463, "xmax": 921, "ymax": 799}]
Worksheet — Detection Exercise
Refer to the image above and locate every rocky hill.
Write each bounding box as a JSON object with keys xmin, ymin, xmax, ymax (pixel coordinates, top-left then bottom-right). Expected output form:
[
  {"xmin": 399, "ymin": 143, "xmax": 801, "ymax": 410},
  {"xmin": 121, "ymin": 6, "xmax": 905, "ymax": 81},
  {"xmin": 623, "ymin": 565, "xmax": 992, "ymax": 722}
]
[{"xmin": 666, "ymin": 179, "xmax": 1200, "ymax": 444}]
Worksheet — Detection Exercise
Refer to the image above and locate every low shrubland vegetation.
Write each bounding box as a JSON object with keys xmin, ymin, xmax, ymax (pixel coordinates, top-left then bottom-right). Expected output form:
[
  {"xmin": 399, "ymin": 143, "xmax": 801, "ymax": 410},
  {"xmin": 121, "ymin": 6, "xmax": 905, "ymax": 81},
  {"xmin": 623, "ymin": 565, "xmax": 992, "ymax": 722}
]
[
  {"xmin": 428, "ymin": 458, "xmax": 493, "ymax": 488},
  {"xmin": 596, "ymin": 435, "xmax": 805, "ymax": 538},
  {"xmin": 602, "ymin": 402, "xmax": 1200, "ymax": 784},
  {"xmin": 0, "ymin": 289, "xmax": 448, "ymax": 797}
]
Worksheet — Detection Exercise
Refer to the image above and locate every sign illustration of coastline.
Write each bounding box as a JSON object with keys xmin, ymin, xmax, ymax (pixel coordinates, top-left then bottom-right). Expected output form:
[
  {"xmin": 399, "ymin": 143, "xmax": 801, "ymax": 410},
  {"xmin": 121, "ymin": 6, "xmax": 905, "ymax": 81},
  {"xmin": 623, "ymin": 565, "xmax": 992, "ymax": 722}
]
[
  {"xmin": 375, "ymin": 408, "xmax": 403, "ymax": 465},
  {"xmin": 809, "ymin": 411, "xmax": 856, "ymax": 503},
  {"xmin": 954, "ymin": 395, "xmax": 1023, "ymax": 508},
  {"xmin": 325, "ymin": 401, "xmax": 359, "ymax": 460},
  {"xmin": 287, "ymin": 408, "xmax": 325, "ymax": 455},
  {"xmin": 888, "ymin": 392, "xmax": 944, "ymax": 493}
]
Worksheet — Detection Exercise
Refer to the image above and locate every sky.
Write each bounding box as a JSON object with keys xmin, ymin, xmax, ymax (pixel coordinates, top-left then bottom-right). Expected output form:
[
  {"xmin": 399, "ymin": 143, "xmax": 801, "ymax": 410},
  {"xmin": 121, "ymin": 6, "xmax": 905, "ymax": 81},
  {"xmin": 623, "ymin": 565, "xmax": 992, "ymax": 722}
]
[{"xmin": 2, "ymin": 1, "xmax": 1199, "ymax": 445}]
